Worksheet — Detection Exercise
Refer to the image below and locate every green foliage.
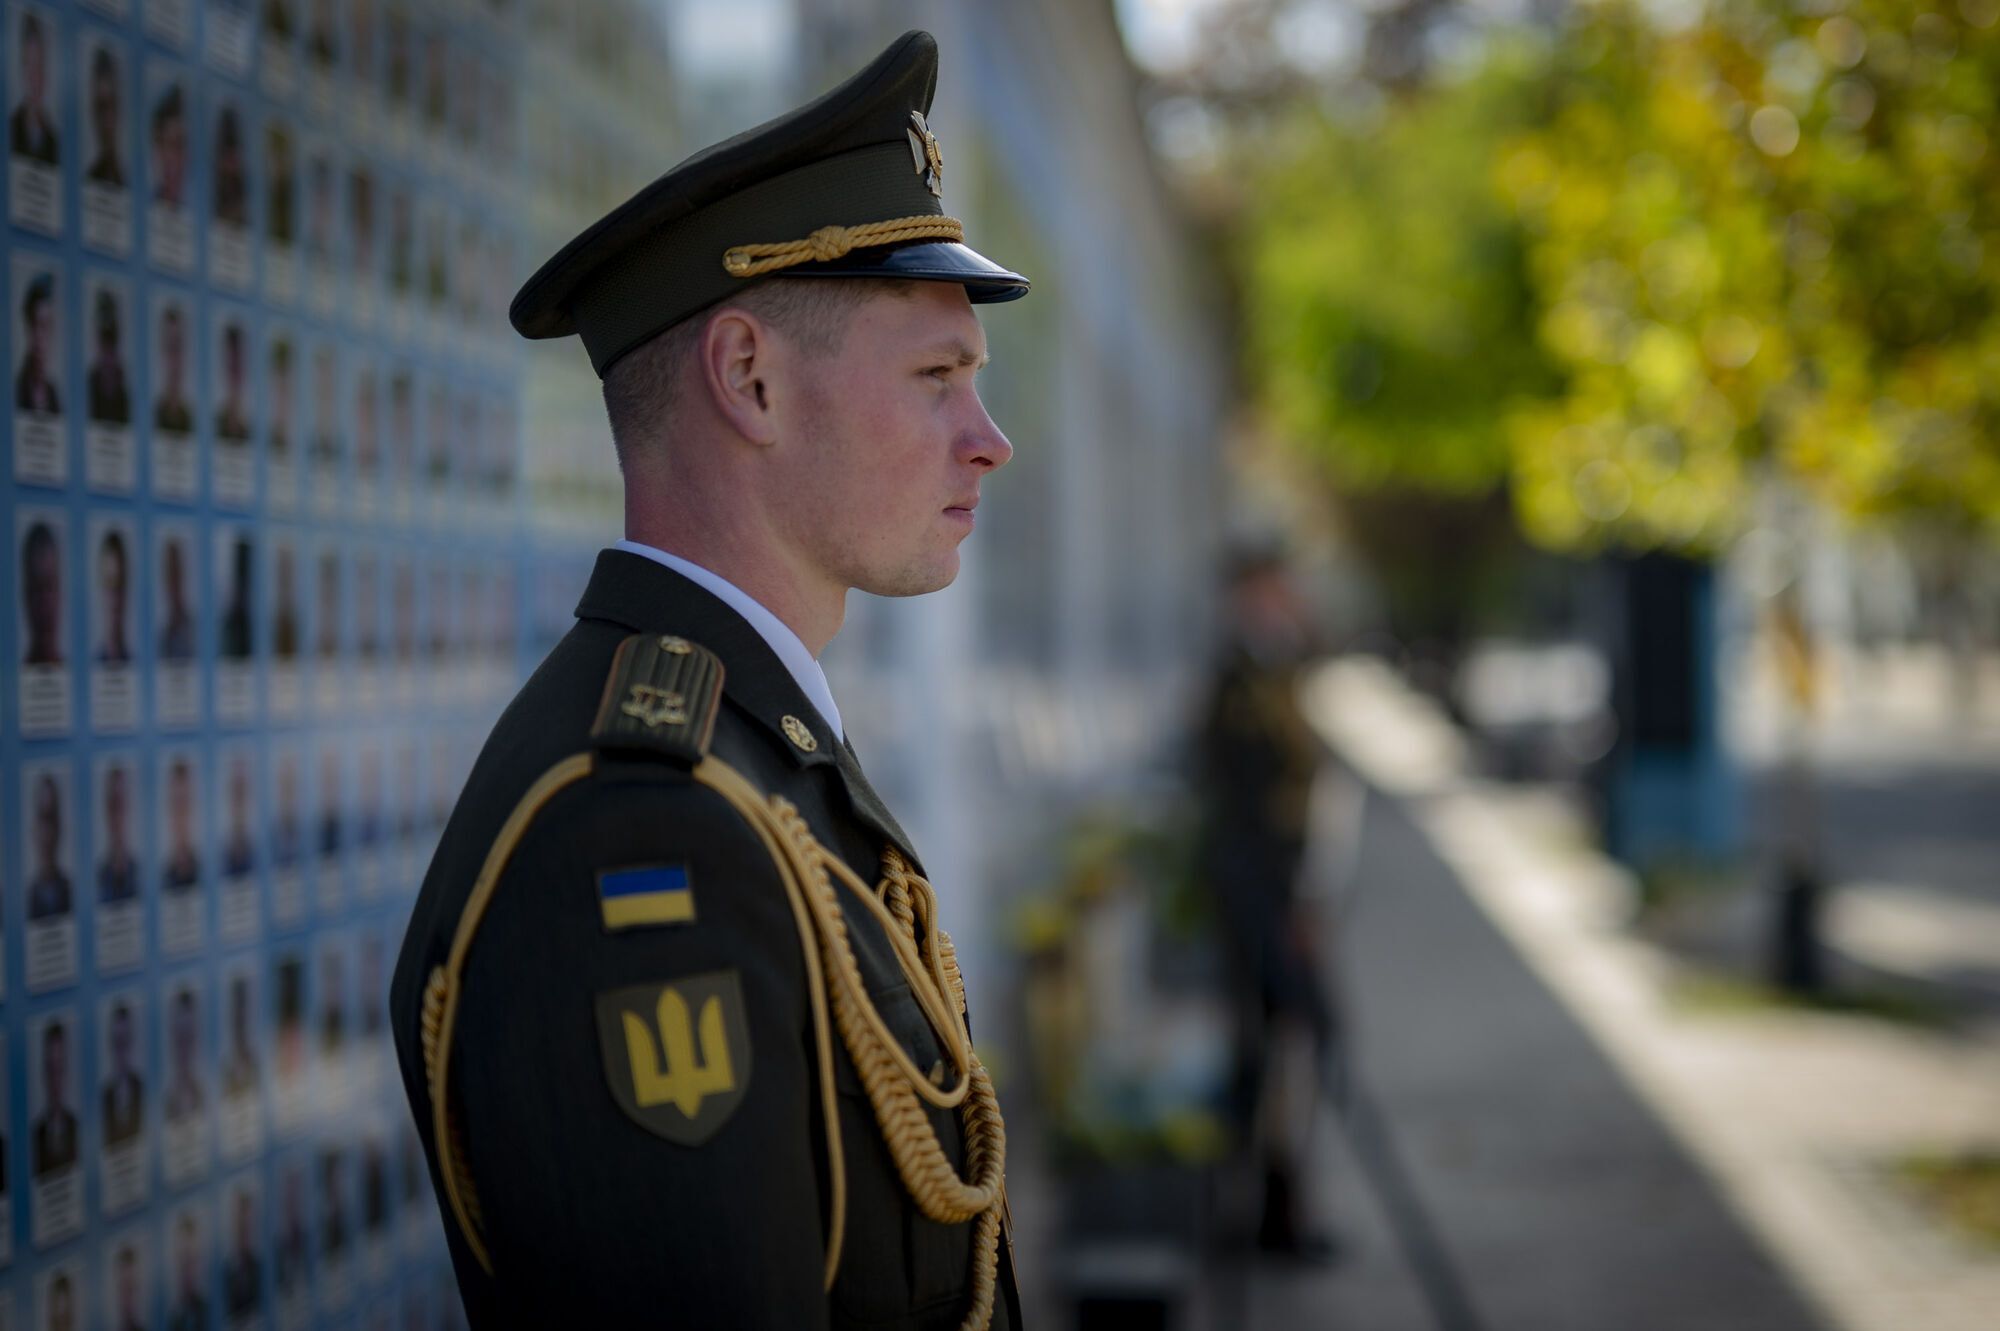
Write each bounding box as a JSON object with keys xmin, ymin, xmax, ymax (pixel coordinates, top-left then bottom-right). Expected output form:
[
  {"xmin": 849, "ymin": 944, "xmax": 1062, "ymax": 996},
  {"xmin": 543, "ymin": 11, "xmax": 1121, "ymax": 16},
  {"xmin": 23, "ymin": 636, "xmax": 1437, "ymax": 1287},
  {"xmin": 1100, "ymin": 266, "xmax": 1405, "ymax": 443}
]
[
  {"xmin": 1237, "ymin": 0, "xmax": 2000, "ymax": 553},
  {"xmin": 1239, "ymin": 41, "xmax": 1562, "ymax": 495}
]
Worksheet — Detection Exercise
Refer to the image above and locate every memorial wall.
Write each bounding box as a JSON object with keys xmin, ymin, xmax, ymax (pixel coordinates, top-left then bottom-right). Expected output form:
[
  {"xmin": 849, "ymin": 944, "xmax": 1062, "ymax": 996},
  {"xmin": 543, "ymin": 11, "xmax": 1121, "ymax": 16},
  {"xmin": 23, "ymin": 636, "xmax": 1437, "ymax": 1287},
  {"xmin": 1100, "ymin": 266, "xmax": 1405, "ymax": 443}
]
[{"xmin": 0, "ymin": 1, "xmax": 582, "ymax": 1325}]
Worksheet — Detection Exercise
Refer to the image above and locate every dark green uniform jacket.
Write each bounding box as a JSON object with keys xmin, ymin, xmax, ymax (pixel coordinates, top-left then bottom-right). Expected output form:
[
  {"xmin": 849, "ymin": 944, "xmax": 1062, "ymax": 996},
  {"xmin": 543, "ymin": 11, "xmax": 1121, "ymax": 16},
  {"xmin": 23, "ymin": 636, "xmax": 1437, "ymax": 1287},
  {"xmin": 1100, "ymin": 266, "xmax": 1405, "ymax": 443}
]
[{"xmin": 389, "ymin": 549, "xmax": 1020, "ymax": 1329}]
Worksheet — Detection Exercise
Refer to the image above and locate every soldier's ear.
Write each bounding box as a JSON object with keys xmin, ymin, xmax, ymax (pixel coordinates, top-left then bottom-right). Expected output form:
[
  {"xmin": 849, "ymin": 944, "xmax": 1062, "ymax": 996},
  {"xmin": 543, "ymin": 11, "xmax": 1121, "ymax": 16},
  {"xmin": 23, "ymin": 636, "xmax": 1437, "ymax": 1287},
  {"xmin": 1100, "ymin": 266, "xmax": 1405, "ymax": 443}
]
[{"xmin": 700, "ymin": 308, "xmax": 780, "ymax": 447}]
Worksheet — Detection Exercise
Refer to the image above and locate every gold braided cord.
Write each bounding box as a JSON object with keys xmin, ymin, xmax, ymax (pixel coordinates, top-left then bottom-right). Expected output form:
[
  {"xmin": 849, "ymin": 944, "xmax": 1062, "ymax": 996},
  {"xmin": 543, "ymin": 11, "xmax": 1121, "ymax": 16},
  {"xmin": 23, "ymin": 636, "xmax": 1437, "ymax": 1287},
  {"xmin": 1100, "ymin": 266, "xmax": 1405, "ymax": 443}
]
[
  {"xmin": 694, "ymin": 759, "xmax": 1006, "ymax": 1331},
  {"xmin": 422, "ymin": 752, "xmax": 597, "ymax": 1276},
  {"xmin": 722, "ymin": 215, "xmax": 966, "ymax": 278}
]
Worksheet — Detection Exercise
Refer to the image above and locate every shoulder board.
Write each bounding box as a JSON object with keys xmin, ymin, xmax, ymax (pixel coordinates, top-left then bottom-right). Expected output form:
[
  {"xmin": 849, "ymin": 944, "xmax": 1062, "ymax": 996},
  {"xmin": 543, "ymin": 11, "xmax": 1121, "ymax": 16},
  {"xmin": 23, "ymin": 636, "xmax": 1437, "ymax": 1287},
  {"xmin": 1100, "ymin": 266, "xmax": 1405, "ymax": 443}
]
[{"xmin": 590, "ymin": 634, "xmax": 725, "ymax": 765}]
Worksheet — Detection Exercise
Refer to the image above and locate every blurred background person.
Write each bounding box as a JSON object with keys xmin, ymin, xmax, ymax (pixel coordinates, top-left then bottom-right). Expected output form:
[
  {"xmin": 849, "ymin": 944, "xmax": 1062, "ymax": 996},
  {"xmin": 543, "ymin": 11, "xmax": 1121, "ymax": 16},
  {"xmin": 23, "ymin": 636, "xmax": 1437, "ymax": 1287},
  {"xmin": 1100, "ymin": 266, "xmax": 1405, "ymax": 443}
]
[{"xmin": 1196, "ymin": 544, "xmax": 1336, "ymax": 1260}]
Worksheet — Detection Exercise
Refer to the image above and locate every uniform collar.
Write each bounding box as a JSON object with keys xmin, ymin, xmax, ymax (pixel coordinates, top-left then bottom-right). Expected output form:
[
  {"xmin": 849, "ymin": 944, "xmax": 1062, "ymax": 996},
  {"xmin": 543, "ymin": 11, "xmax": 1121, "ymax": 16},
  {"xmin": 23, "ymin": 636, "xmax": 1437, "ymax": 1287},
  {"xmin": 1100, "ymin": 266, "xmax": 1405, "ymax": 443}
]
[
  {"xmin": 573, "ymin": 550, "xmax": 922, "ymax": 868},
  {"xmin": 609, "ymin": 540, "xmax": 843, "ymax": 741}
]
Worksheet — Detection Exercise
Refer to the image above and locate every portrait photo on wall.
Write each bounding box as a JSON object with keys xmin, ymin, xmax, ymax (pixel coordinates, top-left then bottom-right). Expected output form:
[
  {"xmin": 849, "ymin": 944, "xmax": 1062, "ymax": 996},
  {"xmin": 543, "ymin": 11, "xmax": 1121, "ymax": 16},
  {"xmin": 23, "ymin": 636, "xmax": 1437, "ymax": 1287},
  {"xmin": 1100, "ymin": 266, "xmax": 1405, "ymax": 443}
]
[
  {"xmin": 212, "ymin": 309, "xmax": 256, "ymax": 506},
  {"xmin": 351, "ymin": 356, "xmax": 379, "ymax": 514},
  {"xmin": 271, "ymin": 949, "xmax": 306, "ymax": 1134},
  {"xmin": 352, "ymin": 553, "xmax": 381, "ymax": 713},
  {"xmin": 347, "ymin": 159, "xmax": 377, "ymax": 324},
  {"xmin": 144, "ymin": 62, "xmax": 194, "ymax": 273},
  {"xmin": 82, "ymin": 273, "xmax": 138, "ymax": 493},
  {"xmin": 259, "ymin": 0, "xmax": 298, "ymax": 97},
  {"xmin": 163, "ymin": 1201, "xmax": 207, "ymax": 1331},
  {"xmin": 79, "ymin": 29, "xmax": 134, "ymax": 255},
  {"xmin": 92, "ymin": 753, "xmax": 145, "ymax": 975},
  {"xmin": 149, "ymin": 290, "xmax": 199, "ymax": 500},
  {"xmin": 270, "ymin": 746, "xmax": 306, "ymax": 929},
  {"xmin": 9, "ymin": 3, "xmax": 65, "ymax": 233},
  {"xmin": 208, "ymin": 94, "xmax": 253, "ymax": 289},
  {"xmin": 97, "ymin": 990, "xmax": 149, "ymax": 1216},
  {"xmin": 16, "ymin": 507, "xmax": 74, "ymax": 737},
  {"xmin": 221, "ymin": 1172, "xmax": 264, "ymax": 1322},
  {"xmin": 218, "ymin": 960, "xmax": 263, "ymax": 1161},
  {"xmin": 308, "ymin": 340, "xmax": 340, "ymax": 510},
  {"xmin": 88, "ymin": 513, "xmax": 140, "ymax": 732},
  {"xmin": 102, "ymin": 1232, "xmax": 150, "ymax": 1331},
  {"xmin": 316, "ymin": 933, "xmax": 349, "ymax": 1098},
  {"xmin": 204, "ymin": 0, "xmax": 253, "ymax": 77},
  {"xmin": 13, "ymin": 255, "xmax": 67, "ymax": 486},
  {"xmin": 304, "ymin": 136, "xmax": 336, "ymax": 314},
  {"xmin": 0, "ymin": 1034, "xmax": 11, "ymax": 1262},
  {"xmin": 34, "ymin": 1255, "xmax": 83, "ymax": 1331},
  {"xmin": 313, "ymin": 544, "xmax": 343, "ymax": 714},
  {"xmin": 216, "ymin": 745, "xmax": 259, "ymax": 944},
  {"xmin": 266, "ymin": 326, "xmax": 299, "ymax": 508},
  {"xmin": 314, "ymin": 745, "xmax": 345, "ymax": 914},
  {"xmin": 269, "ymin": 533, "xmax": 302, "ymax": 720},
  {"xmin": 216, "ymin": 526, "xmax": 257, "ymax": 724},
  {"xmin": 317, "ymin": 1143, "xmax": 351, "ymax": 1306},
  {"xmin": 156, "ymin": 748, "xmax": 204, "ymax": 958},
  {"xmin": 26, "ymin": 1008, "xmax": 84, "ymax": 1249},
  {"xmin": 153, "ymin": 521, "xmax": 200, "ymax": 727},
  {"xmin": 273, "ymin": 1152, "xmax": 309, "ymax": 1314},
  {"xmin": 21, "ymin": 758, "xmax": 80, "ymax": 994},
  {"xmin": 159, "ymin": 975, "xmax": 208, "ymax": 1187},
  {"xmin": 264, "ymin": 112, "xmax": 298, "ymax": 302}
]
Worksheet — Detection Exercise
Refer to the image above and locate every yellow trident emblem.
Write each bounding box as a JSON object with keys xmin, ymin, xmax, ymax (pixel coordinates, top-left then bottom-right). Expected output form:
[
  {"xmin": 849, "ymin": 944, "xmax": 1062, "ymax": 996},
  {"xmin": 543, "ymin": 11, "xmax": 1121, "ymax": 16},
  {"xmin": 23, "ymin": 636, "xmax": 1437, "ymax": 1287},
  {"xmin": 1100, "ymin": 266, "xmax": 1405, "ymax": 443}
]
[
  {"xmin": 597, "ymin": 971, "xmax": 750, "ymax": 1144},
  {"xmin": 621, "ymin": 985, "xmax": 736, "ymax": 1119}
]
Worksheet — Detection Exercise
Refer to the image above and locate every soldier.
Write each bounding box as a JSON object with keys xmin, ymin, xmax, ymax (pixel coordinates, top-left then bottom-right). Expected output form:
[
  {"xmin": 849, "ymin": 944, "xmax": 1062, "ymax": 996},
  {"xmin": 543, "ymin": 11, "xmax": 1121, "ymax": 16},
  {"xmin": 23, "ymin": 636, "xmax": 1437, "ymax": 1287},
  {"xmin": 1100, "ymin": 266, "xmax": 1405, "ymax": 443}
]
[
  {"xmin": 389, "ymin": 32, "xmax": 1027, "ymax": 1329},
  {"xmin": 1196, "ymin": 545, "xmax": 1338, "ymax": 1259}
]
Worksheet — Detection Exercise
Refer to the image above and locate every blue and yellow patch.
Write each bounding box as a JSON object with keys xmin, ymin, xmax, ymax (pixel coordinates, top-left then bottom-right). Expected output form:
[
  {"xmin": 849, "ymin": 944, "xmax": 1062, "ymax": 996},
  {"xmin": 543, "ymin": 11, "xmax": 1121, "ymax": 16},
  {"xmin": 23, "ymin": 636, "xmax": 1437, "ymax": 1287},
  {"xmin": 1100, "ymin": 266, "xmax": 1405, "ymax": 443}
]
[{"xmin": 597, "ymin": 863, "xmax": 696, "ymax": 931}]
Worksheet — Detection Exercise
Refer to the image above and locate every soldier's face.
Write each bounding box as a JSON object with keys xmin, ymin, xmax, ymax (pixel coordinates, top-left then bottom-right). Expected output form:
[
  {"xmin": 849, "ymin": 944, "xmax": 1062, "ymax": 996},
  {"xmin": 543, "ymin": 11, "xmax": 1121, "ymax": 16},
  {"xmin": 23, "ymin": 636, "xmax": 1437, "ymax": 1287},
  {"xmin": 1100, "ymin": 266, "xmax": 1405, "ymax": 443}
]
[{"xmin": 775, "ymin": 284, "xmax": 1011, "ymax": 599}]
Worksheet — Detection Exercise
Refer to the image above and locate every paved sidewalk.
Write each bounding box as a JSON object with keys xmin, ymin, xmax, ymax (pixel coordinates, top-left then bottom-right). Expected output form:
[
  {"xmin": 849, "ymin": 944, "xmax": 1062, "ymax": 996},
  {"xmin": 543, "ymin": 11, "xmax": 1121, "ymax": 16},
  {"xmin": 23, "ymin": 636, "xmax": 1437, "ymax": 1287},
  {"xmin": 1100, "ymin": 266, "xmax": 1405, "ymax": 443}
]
[{"xmin": 1306, "ymin": 657, "xmax": 2000, "ymax": 1331}]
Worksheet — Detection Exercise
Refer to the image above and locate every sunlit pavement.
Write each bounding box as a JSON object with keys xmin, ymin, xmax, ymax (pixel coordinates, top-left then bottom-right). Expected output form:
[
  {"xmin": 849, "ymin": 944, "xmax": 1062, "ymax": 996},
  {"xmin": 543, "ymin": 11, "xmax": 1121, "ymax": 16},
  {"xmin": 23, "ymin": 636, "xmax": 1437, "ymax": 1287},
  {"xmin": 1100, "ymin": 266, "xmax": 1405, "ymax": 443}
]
[{"xmin": 1294, "ymin": 659, "xmax": 2000, "ymax": 1331}]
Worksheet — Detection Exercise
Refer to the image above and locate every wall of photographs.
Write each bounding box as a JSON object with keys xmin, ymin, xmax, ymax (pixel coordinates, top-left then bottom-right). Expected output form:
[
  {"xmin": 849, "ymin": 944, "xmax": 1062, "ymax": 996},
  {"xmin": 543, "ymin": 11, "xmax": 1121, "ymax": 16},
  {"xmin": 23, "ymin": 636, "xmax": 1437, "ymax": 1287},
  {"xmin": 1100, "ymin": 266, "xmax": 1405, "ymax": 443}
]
[{"xmin": 1, "ymin": 0, "xmax": 533, "ymax": 1327}]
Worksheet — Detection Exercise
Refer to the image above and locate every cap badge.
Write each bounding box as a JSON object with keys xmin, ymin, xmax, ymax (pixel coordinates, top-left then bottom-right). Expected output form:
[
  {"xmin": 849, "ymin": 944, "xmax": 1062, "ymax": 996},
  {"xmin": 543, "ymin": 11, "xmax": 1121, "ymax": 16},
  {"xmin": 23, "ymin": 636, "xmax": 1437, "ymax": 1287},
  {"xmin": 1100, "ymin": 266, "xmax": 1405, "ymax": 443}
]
[{"xmin": 907, "ymin": 110, "xmax": 944, "ymax": 198}]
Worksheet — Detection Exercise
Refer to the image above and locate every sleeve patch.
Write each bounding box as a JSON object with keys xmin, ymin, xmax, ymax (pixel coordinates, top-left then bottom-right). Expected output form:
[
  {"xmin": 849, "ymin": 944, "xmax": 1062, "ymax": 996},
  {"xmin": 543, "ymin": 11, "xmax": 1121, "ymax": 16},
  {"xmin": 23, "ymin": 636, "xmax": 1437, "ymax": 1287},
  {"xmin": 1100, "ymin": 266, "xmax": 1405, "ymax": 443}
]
[{"xmin": 595, "ymin": 970, "xmax": 752, "ymax": 1146}]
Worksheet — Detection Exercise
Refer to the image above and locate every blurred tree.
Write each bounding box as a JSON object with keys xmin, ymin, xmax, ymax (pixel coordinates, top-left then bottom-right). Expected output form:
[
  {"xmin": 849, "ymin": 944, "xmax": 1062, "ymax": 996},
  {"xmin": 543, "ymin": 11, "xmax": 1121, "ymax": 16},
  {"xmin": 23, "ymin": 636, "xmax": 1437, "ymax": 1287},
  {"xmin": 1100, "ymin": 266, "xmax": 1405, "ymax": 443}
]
[{"xmin": 1500, "ymin": 0, "xmax": 2000, "ymax": 549}]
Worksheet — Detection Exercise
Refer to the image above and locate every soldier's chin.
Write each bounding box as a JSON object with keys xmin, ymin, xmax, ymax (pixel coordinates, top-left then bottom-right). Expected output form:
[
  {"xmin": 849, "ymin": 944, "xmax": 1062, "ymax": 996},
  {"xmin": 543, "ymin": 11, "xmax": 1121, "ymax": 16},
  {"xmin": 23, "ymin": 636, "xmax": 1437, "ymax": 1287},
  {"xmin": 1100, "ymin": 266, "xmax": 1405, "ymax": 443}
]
[{"xmin": 861, "ymin": 551, "xmax": 960, "ymax": 599}]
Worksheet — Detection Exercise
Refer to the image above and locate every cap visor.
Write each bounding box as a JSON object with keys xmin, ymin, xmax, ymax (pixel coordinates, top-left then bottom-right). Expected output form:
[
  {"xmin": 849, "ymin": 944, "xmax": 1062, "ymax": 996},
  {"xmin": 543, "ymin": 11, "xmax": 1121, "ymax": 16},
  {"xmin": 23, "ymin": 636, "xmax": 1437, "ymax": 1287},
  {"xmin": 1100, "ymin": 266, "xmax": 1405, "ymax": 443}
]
[{"xmin": 781, "ymin": 241, "xmax": 1029, "ymax": 303}]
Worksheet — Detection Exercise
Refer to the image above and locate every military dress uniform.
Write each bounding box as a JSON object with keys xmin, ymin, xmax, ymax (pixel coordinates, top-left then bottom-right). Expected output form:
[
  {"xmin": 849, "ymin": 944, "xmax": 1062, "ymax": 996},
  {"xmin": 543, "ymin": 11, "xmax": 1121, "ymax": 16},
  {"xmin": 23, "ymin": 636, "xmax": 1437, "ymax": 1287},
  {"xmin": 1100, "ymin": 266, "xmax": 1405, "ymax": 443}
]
[{"xmin": 389, "ymin": 31, "xmax": 1028, "ymax": 1331}]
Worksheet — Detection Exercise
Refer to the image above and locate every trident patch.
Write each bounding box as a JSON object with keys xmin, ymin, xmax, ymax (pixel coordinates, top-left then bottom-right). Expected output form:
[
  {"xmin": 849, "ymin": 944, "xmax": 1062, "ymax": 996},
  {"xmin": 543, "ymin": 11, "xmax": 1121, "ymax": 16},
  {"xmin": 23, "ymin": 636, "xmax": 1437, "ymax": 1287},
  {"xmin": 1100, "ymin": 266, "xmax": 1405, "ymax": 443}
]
[{"xmin": 595, "ymin": 971, "xmax": 752, "ymax": 1145}]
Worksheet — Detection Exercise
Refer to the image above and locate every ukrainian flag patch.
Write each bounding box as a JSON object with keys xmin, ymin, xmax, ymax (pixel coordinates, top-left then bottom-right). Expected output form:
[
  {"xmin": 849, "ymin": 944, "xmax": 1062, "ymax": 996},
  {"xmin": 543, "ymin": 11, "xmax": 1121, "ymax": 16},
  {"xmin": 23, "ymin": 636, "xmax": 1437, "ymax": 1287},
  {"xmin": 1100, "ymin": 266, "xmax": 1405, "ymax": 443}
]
[{"xmin": 597, "ymin": 863, "xmax": 696, "ymax": 931}]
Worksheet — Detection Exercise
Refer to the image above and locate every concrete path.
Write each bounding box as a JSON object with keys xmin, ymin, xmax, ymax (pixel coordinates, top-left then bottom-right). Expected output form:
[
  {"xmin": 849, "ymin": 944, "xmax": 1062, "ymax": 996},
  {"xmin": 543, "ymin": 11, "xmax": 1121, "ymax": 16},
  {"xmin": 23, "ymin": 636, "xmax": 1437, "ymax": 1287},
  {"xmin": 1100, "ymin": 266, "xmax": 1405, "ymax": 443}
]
[{"xmin": 1307, "ymin": 657, "xmax": 2000, "ymax": 1331}]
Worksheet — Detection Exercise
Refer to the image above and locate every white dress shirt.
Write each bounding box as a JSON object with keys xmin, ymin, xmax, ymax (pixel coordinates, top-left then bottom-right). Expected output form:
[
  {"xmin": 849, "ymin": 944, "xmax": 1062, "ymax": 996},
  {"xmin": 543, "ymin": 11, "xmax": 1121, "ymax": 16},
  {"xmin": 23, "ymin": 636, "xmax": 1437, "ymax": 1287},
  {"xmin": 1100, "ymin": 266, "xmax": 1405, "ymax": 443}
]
[{"xmin": 610, "ymin": 539, "xmax": 845, "ymax": 741}]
